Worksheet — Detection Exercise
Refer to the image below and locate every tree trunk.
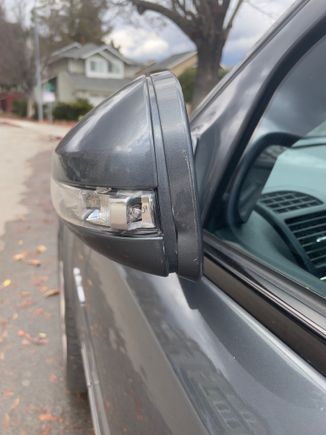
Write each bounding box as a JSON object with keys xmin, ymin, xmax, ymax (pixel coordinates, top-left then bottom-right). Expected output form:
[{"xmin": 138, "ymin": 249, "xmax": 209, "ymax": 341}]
[
  {"xmin": 27, "ymin": 94, "xmax": 34, "ymax": 118},
  {"xmin": 192, "ymin": 41, "xmax": 223, "ymax": 109}
]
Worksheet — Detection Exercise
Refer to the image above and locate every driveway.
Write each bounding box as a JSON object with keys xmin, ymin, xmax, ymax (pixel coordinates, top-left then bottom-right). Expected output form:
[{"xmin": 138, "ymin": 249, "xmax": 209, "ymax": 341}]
[{"xmin": 0, "ymin": 119, "xmax": 93, "ymax": 434}]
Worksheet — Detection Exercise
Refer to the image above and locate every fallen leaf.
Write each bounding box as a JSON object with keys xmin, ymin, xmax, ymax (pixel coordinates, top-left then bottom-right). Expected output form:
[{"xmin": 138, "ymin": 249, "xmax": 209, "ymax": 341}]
[
  {"xmin": 18, "ymin": 299, "xmax": 33, "ymax": 308},
  {"xmin": 2, "ymin": 413, "xmax": 10, "ymax": 432},
  {"xmin": 17, "ymin": 329, "xmax": 48, "ymax": 345},
  {"xmin": 36, "ymin": 244, "xmax": 47, "ymax": 254},
  {"xmin": 49, "ymin": 373, "xmax": 58, "ymax": 383},
  {"xmin": 17, "ymin": 240, "xmax": 23, "ymax": 245},
  {"xmin": 13, "ymin": 252, "xmax": 27, "ymax": 262},
  {"xmin": 39, "ymin": 285, "xmax": 49, "ymax": 294},
  {"xmin": 1, "ymin": 279, "xmax": 11, "ymax": 289},
  {"xmin": 12, "ymin": 313, "xmax": 18, "ymax": 320},
  {"xmin": 0, "ymin": 352, "xmax": 4, "ymax": 360},
  {"xmin": 0, "ymin": 331, "xmax": 7, "ymax": 342},
  {"xmin": 0, "ymin": 322, "xmax": 8, "ymax": 343},
  {"xmin": 38, "ymin": 414, "xmax": 59, "ymax": 422},
  {"xmin": 44, "ymin": 288, "xmax": 59, "ymax": 298},
  {"xmin": 2, "ymin": 389, "xmax": 14, "ymax": 398},
  {"xmin": 26, "ymin": 259, "xmax": 41, "ymax": 267},
  {"xmin": 36, "ymin": 337, "xmax": 48, "ymax": 345},
  {"xmin": 20, "ymin": 291, "xmax": 31, "ymax": 298},
  {"xmin": 21, "ymin": 339, "xmax": 30, "ymax": 346},
  {"xmin": 32, "ymin": 276, "xmax": 48, "ymax": 287},
  {"xmin": 9, "ymin": 396, "xmax": 20, "ymax": 412},
  {"xmin": 32, "ymin": 307, "xmax": 50, "ymax": 318}
]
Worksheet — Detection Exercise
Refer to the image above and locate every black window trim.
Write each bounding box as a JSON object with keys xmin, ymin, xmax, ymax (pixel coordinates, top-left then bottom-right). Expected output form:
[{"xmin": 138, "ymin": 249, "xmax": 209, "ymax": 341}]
[
  {"xmin": 201, "ymin": 18, "xmax": 326, "ymax": 374},
  {"xmin": 203, "ymin": 231, "xmax": 326, "ymax": 375},
  {"xmin": 204, "ymin": 15, "xmax": 326, "ymax": 228}
]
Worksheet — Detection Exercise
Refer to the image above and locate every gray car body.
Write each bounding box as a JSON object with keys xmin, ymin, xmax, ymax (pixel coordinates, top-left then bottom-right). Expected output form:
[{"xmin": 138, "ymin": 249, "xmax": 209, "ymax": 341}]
[{"xmin": 60, "ymin": 1, "xmax": 326, "ymax": 434}]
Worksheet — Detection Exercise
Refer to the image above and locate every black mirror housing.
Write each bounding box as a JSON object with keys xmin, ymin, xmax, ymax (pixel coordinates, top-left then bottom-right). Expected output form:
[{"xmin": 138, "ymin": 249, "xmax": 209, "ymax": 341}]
[{"xmin": 51, "ymin": 72, "xmax": 202, "ymax": 280}]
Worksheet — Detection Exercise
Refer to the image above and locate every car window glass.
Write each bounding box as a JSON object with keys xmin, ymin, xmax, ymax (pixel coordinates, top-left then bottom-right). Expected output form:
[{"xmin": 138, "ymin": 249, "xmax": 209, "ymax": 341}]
[{"xmin": 208, "ymin": 36, "xmax": 326, "ymax": 299}]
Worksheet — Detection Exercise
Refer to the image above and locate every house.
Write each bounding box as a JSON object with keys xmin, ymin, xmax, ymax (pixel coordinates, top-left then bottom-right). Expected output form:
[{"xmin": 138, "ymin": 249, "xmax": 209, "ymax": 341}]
[
  {"xmin": 138, "ymin": 51, "xmax": 197, "ymax": 78},
  {"xmin": 45, "ymin": 42, "xmax": 141, "ymax": 106}
]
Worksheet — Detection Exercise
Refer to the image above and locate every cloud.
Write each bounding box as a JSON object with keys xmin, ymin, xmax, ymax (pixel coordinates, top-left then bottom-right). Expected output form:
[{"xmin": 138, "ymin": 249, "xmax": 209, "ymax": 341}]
[
  {"xmin": 109, "ymin": 0, "xmax": 296, "ymax": 65},
  {"xmin": 133, "ymin": 38, "xmax": 168, "ymax": 58},
  {"xmin": 108, "ymin": 27, "xmax": 169, "ymax": 61}
]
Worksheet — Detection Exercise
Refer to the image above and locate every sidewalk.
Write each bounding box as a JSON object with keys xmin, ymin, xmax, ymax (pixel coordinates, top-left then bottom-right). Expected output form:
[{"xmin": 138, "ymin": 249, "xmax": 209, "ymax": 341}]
[
  {"xmin": 0, "ymin": 122, "xmax": 93, "ymax": 433},
  {"xmin": 0, "ymin": 118, "xmax": 73, "ymax": 140}
]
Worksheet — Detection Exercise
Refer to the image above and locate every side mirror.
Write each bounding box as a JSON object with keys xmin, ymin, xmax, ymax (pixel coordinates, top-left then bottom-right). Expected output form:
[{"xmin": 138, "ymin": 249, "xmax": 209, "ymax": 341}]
[{"xmin": 51, "ymin": 72, "xmax": 202, "ymax": 280}]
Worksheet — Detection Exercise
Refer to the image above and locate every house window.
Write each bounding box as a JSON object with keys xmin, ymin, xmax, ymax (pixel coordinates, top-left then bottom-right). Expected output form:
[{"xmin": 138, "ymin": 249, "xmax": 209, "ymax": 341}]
[
  {"xmin": 108, "ymin": 60, "xmax": 113, "ymax": 73},
  {"xmin": 108, "ymin": 60, "xmax": 122, "ymax": 75},
  {"xmin": 86, "ymin": 55, "xmax": 123, "ymax": 78},
  {"xmin": 89, "ymin": 58, "xmax": 107, "ymax": 74}
]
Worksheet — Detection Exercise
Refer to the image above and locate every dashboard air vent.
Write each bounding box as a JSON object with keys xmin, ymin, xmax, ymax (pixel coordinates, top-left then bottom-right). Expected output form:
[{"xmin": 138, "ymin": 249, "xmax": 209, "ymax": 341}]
[
  {"xmin": 286, "ymin": 210, "xmax": 326, "ymax": 278},
  {"xmin": 259, "ymin": 191, "xmax": 322, "ymax": 213}
]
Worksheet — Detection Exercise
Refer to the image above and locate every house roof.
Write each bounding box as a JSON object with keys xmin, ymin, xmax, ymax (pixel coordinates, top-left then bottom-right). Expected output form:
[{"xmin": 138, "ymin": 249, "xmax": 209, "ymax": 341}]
[
  {"xmin": 69, "ymin": 74, "xmax": 129, "ymax": 93},
  {"xmin": 50, "ymin": 42, "xmax": 139, "ymax": 66},
  {"xmin": 140, "ymin": 51, "xmax": 197, "ymax": 75},
  {"xmin": 51, "ymin": 42, "xmax": 81, "ymax": 58}
]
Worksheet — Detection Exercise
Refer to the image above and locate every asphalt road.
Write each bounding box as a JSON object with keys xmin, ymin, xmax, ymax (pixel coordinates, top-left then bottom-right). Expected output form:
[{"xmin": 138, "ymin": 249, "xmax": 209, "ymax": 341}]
[{"xmin": 0, "ymin": 120, "xmax": 94, "ymax": 434}]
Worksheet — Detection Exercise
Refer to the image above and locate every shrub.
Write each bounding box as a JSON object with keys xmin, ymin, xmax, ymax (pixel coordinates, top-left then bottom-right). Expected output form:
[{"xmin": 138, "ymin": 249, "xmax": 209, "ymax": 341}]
[
  {"xmin": 53, "ymin": 102, "xmax": 75, "ymax": 121},
  {"xmin": 179, "ymin": 68, "xmax": 197, "ymax": 104},
  {"xmin": 53, "ymin": 98, "xmax": 93, "ymax": 121},
  {"xmin": 12, "ymin": 99, "xmax": 27, "ymax": 117},
  {"xmin": 179, "ymin": 67, "xmax": 230, "ymax": 105},
  {"xmin": 73, "ymin": 98, "xmax": 93, "ymax": 117}
]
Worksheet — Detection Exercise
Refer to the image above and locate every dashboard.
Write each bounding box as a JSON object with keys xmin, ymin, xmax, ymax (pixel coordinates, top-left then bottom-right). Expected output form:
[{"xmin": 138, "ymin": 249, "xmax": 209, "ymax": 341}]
[{"xmin": 218, "ymin": 140, "xmax": 326, "ymax": 299}]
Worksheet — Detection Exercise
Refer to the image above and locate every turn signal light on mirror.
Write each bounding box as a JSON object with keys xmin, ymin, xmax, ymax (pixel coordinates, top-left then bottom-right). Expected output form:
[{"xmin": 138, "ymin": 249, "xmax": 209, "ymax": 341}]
[{"xmin": 51, "ymin": 180, "xmax": 157, "ymax": 233}]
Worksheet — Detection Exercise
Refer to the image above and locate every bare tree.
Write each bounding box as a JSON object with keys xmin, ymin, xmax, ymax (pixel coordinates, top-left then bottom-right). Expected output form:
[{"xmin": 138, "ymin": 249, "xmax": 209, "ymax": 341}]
[
  {"xmin": 36, "ymin": 0, "xmax": 112, "ymax": 51},
  {"xmin": 117, "ymin": 0, "xmax": 244, "ymax": 107},
  {"xmin": 0, "ymin": 3, "xmax": 35, "ymax": 115}
]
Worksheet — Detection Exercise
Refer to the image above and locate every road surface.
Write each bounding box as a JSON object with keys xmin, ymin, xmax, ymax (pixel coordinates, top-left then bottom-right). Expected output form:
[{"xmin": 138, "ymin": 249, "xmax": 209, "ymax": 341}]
[{"xmin": 0, "ymin": 119, "xmax": 94, "ymax": 434}]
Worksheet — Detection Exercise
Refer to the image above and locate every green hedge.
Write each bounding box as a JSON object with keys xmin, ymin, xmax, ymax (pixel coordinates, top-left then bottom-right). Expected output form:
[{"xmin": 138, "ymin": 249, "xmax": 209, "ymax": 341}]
[
  {"xmin": 12, "ymin": 99, "xmax": 27, "ymax": 117},
  {"xmin": 53, "ymin": 98, "xmax": 93, "ymax": 121},
  {"xmin": 179, "ymin": 68, "xmax": 197, "ymax": 104},
  {"xmin": 12, "ymin": 99, "xmax": 93, "ymax": 120}
]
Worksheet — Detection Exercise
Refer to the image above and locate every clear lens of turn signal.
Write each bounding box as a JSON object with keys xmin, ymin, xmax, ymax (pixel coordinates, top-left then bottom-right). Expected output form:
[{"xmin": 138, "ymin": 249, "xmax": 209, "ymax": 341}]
[{"xmin": 51, "ymin": 180, "xmax": 157, "ymax": 233}]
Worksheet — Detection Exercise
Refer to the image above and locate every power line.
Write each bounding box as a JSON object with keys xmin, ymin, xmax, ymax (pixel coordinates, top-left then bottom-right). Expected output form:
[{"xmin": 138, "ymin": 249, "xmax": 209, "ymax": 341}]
[{"xmin": 245, "ymin": 0, "xmax": 277, "ymax": 20}]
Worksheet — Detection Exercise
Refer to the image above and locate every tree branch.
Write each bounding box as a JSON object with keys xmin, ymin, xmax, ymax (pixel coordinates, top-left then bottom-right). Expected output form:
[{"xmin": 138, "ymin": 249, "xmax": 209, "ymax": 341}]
[
  {"xmin": 174, "ymin": 0, "xmax": 197, "ymax": 22},
  {"xmin": 223, "ymin": 0, "xmax": 244, "ymax": 36},
  {"xmin": 130, "ymin": 0, "xmax": 197, "ymax": 39}
]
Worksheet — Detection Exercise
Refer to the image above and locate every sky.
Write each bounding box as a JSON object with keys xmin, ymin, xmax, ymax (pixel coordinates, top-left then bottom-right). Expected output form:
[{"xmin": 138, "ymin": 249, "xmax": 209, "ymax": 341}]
[
  {"xmin": 4, "ymin": 0, "xmax": 297, "ymax": 67},
  {"xmin": 107, "ymin": 0, "xmax": 297, "ymax": 66}
]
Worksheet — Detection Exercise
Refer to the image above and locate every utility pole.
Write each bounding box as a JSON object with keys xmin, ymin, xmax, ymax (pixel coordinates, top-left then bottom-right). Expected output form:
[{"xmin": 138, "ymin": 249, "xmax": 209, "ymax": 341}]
[{"xmin": 32, "ymin": 4, "xmax": 43, "ymax": 121}]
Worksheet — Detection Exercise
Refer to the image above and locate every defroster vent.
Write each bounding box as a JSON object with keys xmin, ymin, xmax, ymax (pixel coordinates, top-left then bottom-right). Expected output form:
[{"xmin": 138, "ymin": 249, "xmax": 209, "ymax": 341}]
[
  {"xmin": 286, "ymin": 210, "xmax": 326, "ymax": 278},
  {"xmin": 259, "ymin": 191, "xmax": 322, "ymax": 213}
]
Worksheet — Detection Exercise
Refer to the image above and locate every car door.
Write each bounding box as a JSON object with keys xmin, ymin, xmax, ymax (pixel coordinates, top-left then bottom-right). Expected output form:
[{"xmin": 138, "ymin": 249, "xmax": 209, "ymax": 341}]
[{"xmin": 79, "ymin": 2, "xmax": 325, "ymax": 434}]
